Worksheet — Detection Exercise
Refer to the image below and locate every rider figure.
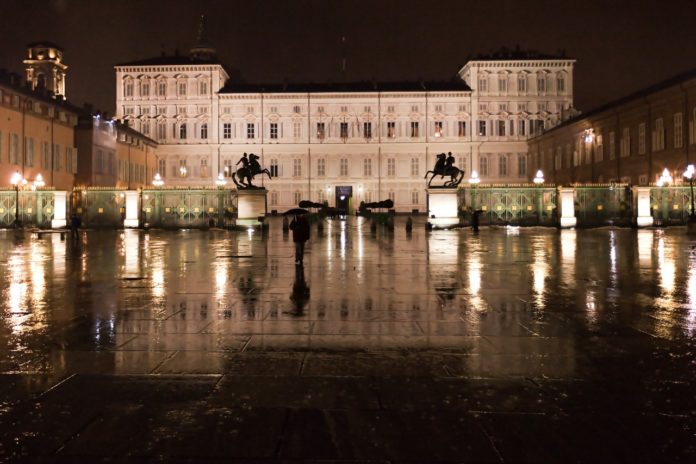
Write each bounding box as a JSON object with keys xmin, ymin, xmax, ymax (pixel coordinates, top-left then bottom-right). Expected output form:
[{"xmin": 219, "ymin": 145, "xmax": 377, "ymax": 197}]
[
  {"xmin": 434, "ymin": 153, "xmax": 446, "ymax": 174},
  {"xmin": 445, "ymin": 152, "xmax": 455, "ymax": 170},
  {"xmin": 237, "ymin": 153, "xmax": 249, "ymax": 169}
]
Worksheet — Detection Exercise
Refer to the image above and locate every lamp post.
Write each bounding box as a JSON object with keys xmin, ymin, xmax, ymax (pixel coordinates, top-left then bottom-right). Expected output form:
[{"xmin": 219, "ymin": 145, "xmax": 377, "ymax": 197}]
[
  {"xmin": 533, "ymin": 169, "xmax": 544, "ymax": 224},
  {"xmin": 215, "ymin": 172, "xmax": 227, "ymax": 188},
  {"xmin": 684, "ymin": 165, "xmax": 695, "ymax": 229},
  {"xmin": 656, "ymin": 168, "xmax": 672, "ymax": 226},
  {"xmin": 152, "ymin": 173, "xmax": 164, "ymax": 187},
  {"xmin": 10, "ymin": 171, "xmax": 23, "ymax": 228}
]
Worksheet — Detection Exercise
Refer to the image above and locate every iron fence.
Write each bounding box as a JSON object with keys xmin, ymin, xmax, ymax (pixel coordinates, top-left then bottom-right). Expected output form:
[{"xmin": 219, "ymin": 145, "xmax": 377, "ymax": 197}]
[{"xmin": 458, "ymin": 185, "xmax": 558, "ymax": 226}]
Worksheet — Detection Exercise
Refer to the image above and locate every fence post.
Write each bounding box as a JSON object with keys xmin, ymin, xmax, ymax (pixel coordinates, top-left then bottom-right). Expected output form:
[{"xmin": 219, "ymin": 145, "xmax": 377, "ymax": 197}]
[
  {"xmin": 124, "ymin": 190, "xmax": 140, "ymax": 228},
  {"xmin": 51, "ymin": 191, "xmax": 67, "ymax": 229},
  {"xmin": 558, "ymin": 186, "xmax": 577, "ymax": 228},
  {"xmin": 634, "ymin": 186, "xmax": 653, "ymax": 227}
]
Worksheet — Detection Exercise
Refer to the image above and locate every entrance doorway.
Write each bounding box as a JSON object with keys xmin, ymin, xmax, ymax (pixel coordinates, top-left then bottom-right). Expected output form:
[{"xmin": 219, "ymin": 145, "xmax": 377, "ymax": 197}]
[{"xmin": 335, "ymin": 186, "xmax": 353, "ymax": 215}]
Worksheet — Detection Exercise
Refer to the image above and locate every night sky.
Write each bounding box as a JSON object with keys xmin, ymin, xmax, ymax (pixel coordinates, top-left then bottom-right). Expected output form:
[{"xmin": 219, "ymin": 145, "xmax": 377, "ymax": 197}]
[{"xmin": 1, "ymin": 0, "xmax": 695, "ymax": 116}]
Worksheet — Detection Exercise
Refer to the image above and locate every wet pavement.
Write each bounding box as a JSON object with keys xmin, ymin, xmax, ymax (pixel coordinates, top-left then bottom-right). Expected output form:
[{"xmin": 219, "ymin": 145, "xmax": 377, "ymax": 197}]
[{"xmin": 0, "ymin": 216, "xmax": 695, "ymax": 463}]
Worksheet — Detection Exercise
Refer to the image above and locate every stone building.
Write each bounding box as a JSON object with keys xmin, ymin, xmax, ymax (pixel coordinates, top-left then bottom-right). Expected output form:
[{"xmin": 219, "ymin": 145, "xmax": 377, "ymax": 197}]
[
  {"xmin": 75, "ymin": 115, "xmax": 158, "ymax": 188},
  {"xmin": 115, "ymin": 18, "xmax": 575, "ymax": 212},
  {"xmin": 529, "ymin": 68, "xmax": 696, "ymax": 185}
]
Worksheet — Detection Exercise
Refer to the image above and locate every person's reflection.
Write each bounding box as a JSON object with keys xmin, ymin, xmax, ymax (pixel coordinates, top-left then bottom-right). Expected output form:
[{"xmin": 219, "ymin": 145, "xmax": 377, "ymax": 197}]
[{"xmin": 288, "ymin": 264, "xmax": 310, "ymax": 316}]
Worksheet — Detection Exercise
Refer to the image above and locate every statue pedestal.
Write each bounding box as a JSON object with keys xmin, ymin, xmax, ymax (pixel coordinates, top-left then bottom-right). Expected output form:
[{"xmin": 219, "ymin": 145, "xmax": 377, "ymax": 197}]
[
  {"xmin": 237, "ymin": 189, "xmax": 267, "ymax": 227},
  {"xmin": 426, "ymin": 188, "xmax": 459, "ymax": 229}
]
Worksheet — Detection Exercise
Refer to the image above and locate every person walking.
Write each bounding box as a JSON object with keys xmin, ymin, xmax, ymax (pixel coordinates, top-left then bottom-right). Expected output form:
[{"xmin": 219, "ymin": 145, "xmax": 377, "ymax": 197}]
[
  {"xmin": 70, "ymin": 212, "xmax": 81, "ymax": 241},
  {"xmin": 289, "ymin": 214, "xmax": 310, "ymax": 266}
]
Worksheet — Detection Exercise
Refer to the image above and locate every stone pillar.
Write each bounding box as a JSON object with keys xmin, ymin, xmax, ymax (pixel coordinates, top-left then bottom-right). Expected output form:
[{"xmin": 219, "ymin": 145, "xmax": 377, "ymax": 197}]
[
  {"xmin": 123, "ymin": 190, "xmax": 140, "ymax": 228},
  {"xmin": 51, "ymin": 191, "xmax": 67, "ymax": 229},
  {"xmin": 634, "ymin": 186, "xmax": 654, "ymax": 227},
  {"xmin": 237, "ymin": 188, "xmax": 267, "ymax": 227},
  {"xmin": 558, "ymin": 187, "xmax": 576, "ymax": 228},
  {"xmin": 426, "ymin": 188, "xmax": 459, "ymax": 229}
]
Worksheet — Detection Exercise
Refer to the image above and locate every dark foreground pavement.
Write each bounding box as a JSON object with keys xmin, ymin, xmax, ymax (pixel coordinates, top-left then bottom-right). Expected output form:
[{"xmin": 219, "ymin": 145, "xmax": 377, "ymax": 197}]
[{"xmin": 0, "ymin": 219, "xmax": 695, "ymax": 462}]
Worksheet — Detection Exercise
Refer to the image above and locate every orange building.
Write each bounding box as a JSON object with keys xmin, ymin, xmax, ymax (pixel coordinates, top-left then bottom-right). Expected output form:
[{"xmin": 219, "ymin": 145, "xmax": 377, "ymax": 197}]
[{"xmin": 0, "ymin": 71, "xmax": 79, "ymax": 191}]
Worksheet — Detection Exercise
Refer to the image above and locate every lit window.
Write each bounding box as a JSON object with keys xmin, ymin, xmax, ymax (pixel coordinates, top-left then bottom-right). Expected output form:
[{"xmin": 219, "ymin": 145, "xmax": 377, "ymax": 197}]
[
  {"xmin": 434, "ymin": 121, "xmax": 443, "ymax": 138},
  {"xmin": 316, "ymin": 122, "xmax": 325, "ymax": 139},
  {"xmin": 340, "ymin": 122, "xmax": 349, "ymax": 138},
  {"xmin": 411, "ymin": 121, "xmax": 419, "ymax": 138},
  {"xmin": 363, "ymin": 122, "xmax": 372, "ymax": 139},
  {"xmin": 387, "ymin": 122, "xmax": 396, "ymax": 138}
]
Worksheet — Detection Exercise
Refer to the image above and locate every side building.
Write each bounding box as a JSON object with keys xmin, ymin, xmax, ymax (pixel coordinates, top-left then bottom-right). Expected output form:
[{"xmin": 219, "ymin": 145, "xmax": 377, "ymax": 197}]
[
  {"xmin": 114, "ymin": 22, "xmax": 575, "ymax": 212},
  {"xmin": 75, "ymin": 114, "xmax": 158, "ymax": 188},
  {"xmin": 529, "ymin": 68, "xmax": 696, "ymax": 185},
  {"xmin": 0, "ymin": 69, "xmax": 78, "ymax": 191}
]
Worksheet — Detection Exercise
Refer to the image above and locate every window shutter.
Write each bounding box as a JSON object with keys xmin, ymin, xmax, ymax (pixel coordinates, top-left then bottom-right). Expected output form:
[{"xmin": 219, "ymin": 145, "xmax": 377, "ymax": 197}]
[{"xmin": 72, "ymin": 148, "xmax": 78, "ymax": 174}]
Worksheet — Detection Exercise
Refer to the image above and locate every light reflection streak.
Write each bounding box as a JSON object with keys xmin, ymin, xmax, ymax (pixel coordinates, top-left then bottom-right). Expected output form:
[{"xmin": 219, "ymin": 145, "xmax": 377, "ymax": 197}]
[
  {"xmin": 637, "ymin": 230, "xmax": 652, "ymax": 267},
  {"xmin": 609, "ymin": 231, "xmax": 617, "ymax": 287},
  {"xmin": 124, "ymin": 229, "xmax": 140, "ymax": 276},
  {"xmin": 531, "ymin": 242, "xmax": 548, "ymax": 309},
  {"xmin": 687, "ymin": 258, "xmax": 696, "ymax": 333},
  {"xmin": 657, "ymin": 235, "xmax": 675, "ymax": 297},
  {"xmin": 560, "ymin": 230, "xmax": 576, "ymax": 291}
]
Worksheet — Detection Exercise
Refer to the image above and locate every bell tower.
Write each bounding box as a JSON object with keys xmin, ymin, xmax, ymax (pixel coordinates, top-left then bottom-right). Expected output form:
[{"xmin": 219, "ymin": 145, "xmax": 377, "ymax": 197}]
[{"xmin": 24, "ymin": 42, "xmax": 68, "ymax": 98}]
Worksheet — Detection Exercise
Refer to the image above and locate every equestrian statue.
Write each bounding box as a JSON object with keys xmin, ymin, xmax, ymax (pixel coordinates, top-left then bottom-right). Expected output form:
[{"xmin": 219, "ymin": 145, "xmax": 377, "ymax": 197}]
[
  {"xmin": 424, "ymin": 152, "xmax": 464, "ymax": 188},
  {"xmin": 232, "ymin": 152, "xmax": 272, "ymax": 189}
]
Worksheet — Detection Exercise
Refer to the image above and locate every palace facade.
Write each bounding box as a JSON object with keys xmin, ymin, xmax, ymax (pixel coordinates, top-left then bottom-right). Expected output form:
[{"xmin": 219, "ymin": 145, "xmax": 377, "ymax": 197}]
[{"xmin": 115, "ymin": 21, "xmax": 575, "ymax": 212}]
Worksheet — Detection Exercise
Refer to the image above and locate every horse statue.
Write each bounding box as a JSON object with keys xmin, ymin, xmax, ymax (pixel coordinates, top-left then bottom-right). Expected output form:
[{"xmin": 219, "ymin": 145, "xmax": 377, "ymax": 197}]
[
  {"xmin": 232, "ymin": 153, "xmax": 272, "ymax": 188},
  {"xmin": 424, "ymin": 152, "xmax": 464, "ymax": 188}
]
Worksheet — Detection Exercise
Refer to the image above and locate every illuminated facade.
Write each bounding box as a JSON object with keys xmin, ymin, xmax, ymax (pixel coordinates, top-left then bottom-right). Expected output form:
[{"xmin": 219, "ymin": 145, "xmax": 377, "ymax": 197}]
[
  {"xmin": 115, "ymin": 21, "xmax": 575, "ymax": 212},
  {"xmin": 529, "ymin": 69, "xmax": 696, "ymax": 185},
  {"xmin": 0, "ymin": 70, "xmax": 78, "ymax": 191}
]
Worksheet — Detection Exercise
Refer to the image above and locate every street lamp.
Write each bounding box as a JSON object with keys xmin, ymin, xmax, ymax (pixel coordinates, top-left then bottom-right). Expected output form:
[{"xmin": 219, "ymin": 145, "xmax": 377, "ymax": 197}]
[
  {"xmin": 656, "ymin": 168, "xmax": 672, "ymax": 187},
  {"xmin": 533, "ymin": 170, "xmax": 545, "ymax": 224},
  {"xmin": 468, "ymin": 170, "xmax": 480, "ymax": 207},
  {"xmin": 10, "ymin": 171, "xmax": 23, "ymax": 228},
  {"xmin": 152, "ymin": 173, "xmax": 164, "ymax": 187},
  {"xmin": 683, "ymin": 164, "xmax": 695, "ymax": 223},
  {"xmin": 215, "ymin": 172, "xmax": 227, "ymax": 187},
  {"xmin": 33, "ymin": 173, "xmax": 45, "ymax": 189},
  {"xmin": 179, "ymin": 165, "xmax": 187, "ymax": 178}
]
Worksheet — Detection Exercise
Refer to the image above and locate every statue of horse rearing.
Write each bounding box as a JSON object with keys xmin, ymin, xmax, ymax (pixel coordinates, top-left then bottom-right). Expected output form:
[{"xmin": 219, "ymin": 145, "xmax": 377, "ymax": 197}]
[
  {"xmin": 424, "ymin": 153, "xmax": 464, "ymax": 188},
  {"xmin": 232, "ymin": 164, "xmax": 272, "ymax": 188}
]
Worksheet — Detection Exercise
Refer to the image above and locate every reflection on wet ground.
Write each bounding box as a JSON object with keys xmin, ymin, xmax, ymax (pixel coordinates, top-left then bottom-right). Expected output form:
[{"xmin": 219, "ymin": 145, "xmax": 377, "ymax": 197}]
[{"xmin": 0, "ymin": 217, "xmax": 695, "ymax": 462}]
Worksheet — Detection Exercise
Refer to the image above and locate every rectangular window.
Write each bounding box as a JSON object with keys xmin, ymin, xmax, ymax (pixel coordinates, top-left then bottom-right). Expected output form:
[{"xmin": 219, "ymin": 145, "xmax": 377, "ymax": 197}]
[
  {"xmin": 178, "ymin": 82, "xmax": 187, "ymax": 96},
  {"xmin": 41, "ymin": 141, "xmax": 49, "ymax": 168},
  {"xmin": 157, "ymin": 123, "xmax": 166, "ymax": 140},
  {"xmin": 200, "ymin": 158, "xmax": 209, "ymax": 178},
  {"xmin": 478, "ymin": 121, "xmax": 487, "ymax": 136},
  {"xmin": 620, "ymin": 127, "xmax": 630, "ymax": 157},
  {"xmin": 478, "ymin": 78, "xmax": 488, "ymax": 91},
  {"xmin": 317, "ymin": 122, "xmax": 325, "ymax": 139},
  {"xmin": 387, "ymin": 105, "xmax": 395, "ymax": 113},
  {"xmin": 537, "ymin": 77, "xmax": 546, "ymax": 92},
  {"xmin": 142, "ymin": 121, "xmax": 150, "ymax": 135},
  {"xmin": 434, "ymin": 121, "xmax": 443, "ymax": 138},
  {"xmin": 247, "ymin": 123, "xmax": 255, "ymax": 139},
  {"xmin": 555, "ymin": 148, "xmax": 562, "ymax": 170},
  {"xmin": 200, "ymin": 123, "xmax": 208, "ymax": 139},
  {"xmin": 609, "ymin": 131, "xmax": 616, "ymax": 159},
  {"xmin": 458, "ymin": 121, "xmax": 467, "ymax": 137},
  {"xmin": 179, "ymin": 159, "xmax": 187, "ymax": 178},
  {"xmin": 340, "ymin": 158, "xmax": 348, "ymax": 176},
  {"xmin": 411, "ymin": 121, "xmax": 419, "ymax": 138},
  {"xmin": 387, "ymin": 158, "xmax": 395, "ymax": 177},
  {"xmin": 518, "ymin": 155, "xmax": 527, "ymax": 177},
  {"xmin": 270, "ymin": 159, "xmax": 279, "ymax": 177},
  {"xmin": 158, "ymin": 81, "xmax": 166, "ymax": 96},
  {"xmin": 317, "ymin": 158, "xmax": 325, "ymax": 177},
  {"xmin": 293, "ymin": 121, "xmax": 302, "ymax": 138},
  {"xmin": 363, "ymin": 122, "xmax": 372, "ymax": 139},
  {"xmin": 479, "ymin": 157, "xmax": 488, "ymax": 176},
  {"xmin": 158, "ymin": 159, "xmax": 166, "ymax": 177},
  {"xmin": 497, "ymin": 120, "xmax": 506, "ymax": 137},
  {"xmin": 141, "ymin": 83, "xmax": 150, "ymax": 97},
  {"xmin": 363, "ymin": 158, "xmax": 372, "ymax": 176},
  {"xmin": 387, "ymin": 121, "xmax": 396, "ymax": 138},
  {"xmin": 412, "ymin": 191, "xmax": 419, "ymax": 205},
  {"xmin": 293, "ymin": 105, "xmax": 301, "ymax": 114},
  {"xmin": 10, "ymin": 134, "xmax": 19, "ymax": 164},
  {"xmin": 199, "ymin": 81, "xmax": 208, "ymax": 95},
  {"xmin": 293, "ymin": 159, "xmax": 302, "ymax": 177},
  {"xmin": 518, "ymin": 76, "xmax": 527, "ymax": 92},
  {"xmin": 654, "ymin": 118, "xmax": 665, "ymax": 151},
  {"xmin": 596, "ymin": 135, "xmax": 604, "ymax": 162},
  {"xmin": 223, "ymin": 123, "xmax": 232, "ymax": 139},
  {"xmin": 674, "ymin": 112, "xmax": 683, "ymax": 148},
  {"xmin": 270, "ymin": 123, "xmax": 278, "ymax": 139},
  {"xmin": 499, "ymin": 78, "xmax": 507, "ymax": 92},
  {"xmin": 557, "ymin": 76, "xmax": 565, "ymax": 92},
  {"xmin": 179, "ymin": 124, "xmax": 187, "ymax": 139},
  {"xmin": 638, "ymin": 123, "xmax": 646, "ymax": 154},
  {"xmin": 411, "ymin": 157, "xmax": 419, "ymax": 176},
  {"xmin": 519, "ymin": 120, "xmax": 526, "ymax": 136},
  {"xmin": 25, "ymin": 137, "xmax": 34, "ymax": 167},
  {"xmin": 340, "ymin": 122, "xmax": 349, "ymax": 138},
  {"xmin": 499, "ymin": 156, "xmax": 508, "ymax": 176}
]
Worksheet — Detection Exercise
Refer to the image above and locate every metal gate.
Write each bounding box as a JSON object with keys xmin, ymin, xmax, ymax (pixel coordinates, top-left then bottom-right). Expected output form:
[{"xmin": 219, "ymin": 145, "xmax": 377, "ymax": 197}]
[
  {"xmin": 574, "ymin": 184, "xmax": 633, "ymax": 227},
  {"xmin": 650, "ymin": 186, "xmax": 692, "ymax": 226},
  {"xmin": 0, "ymin": 189, "xmax": 55, "ymax": 228},
  {"xmin": 458, "ymin": 185, "xmax": 558, "ymax": 226}
]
